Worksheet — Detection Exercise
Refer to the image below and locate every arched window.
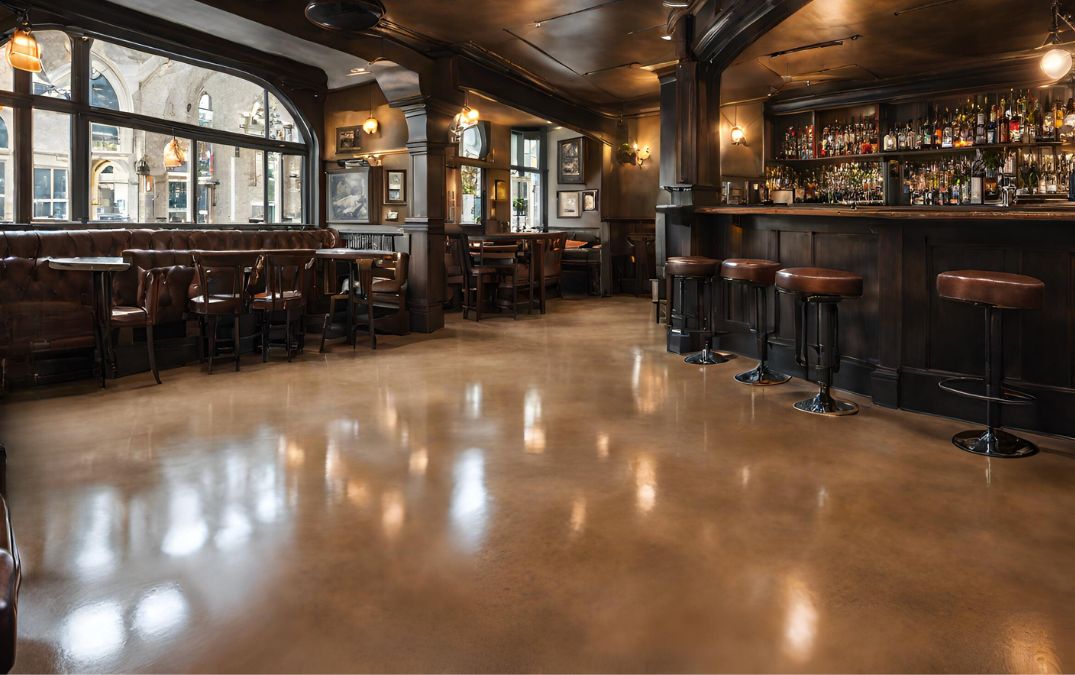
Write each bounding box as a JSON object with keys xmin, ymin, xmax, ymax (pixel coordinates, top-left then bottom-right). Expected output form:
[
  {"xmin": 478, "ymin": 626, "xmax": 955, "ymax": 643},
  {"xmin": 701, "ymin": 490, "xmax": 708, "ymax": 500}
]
[
  {"xmin": 0, "ymin": 118, "xmax": 8, "ymax": 150},
  {"xmin": 198, "ymin": 93, "xmax": 213, "ymax": 127},
  {"xmin": 90, "ymin": 70, "xmax": 120, "ymax": 110}
]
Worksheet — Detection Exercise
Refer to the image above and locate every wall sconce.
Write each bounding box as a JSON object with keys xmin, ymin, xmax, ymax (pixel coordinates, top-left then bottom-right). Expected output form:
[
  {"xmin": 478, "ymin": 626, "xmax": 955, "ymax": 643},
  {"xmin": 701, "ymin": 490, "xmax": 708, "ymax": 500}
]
[
  {"xmin": 730, "ymin": 125, "xmax": 745, "ymax": 145},
  {"xmin": 619, "ymin": 142, "xmax": 650, "ymax": 168},
  {"xmin": 135, "ymin": 156, "xmax": 154, "ymax": 192},
  {"xmin": 5, "ymin": 9, "xmax": 42, "ymax": 74}
]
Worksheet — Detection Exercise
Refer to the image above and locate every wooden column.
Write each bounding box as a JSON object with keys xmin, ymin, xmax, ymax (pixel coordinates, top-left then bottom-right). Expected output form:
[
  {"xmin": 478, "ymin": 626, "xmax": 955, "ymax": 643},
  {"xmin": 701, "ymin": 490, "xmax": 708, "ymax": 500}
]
[{"xmin": 402, "ymin": 100, "xmax": 451, "ymax": 333}]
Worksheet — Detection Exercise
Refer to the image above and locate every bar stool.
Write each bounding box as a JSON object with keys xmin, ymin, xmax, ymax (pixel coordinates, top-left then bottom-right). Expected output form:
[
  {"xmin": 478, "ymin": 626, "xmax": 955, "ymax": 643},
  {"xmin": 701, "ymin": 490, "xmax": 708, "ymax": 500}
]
[
  {"xmin": 665, "ymin": 256, "xmax": 728, "ymax": 365},
  {"xmin": 722, "ymin": 259, "xmax": 789, "ymax": 386},
  {"xmin": 937, "ymin": 270, "xmax": 1043, "ymax": 458},
  {"xmin": 776, "ymin": 267, "xmax": 863, "ymax": 415}
]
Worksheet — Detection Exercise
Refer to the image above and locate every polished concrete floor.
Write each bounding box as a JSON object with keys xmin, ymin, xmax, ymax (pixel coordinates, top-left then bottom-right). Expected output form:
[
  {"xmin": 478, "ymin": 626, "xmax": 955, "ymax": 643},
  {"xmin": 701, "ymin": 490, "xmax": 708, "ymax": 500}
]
[{"xmin": 2, "ymin": 296, "xmax": 1074, "ymax": 673}]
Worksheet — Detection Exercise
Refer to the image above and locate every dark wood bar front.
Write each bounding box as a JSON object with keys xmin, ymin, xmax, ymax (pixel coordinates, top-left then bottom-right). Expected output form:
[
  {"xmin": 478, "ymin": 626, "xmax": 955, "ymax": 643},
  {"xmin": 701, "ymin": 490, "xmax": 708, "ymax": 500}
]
[{"xmin": 683, "ymin": 206, "xmax": 1075, "ymax": 437}]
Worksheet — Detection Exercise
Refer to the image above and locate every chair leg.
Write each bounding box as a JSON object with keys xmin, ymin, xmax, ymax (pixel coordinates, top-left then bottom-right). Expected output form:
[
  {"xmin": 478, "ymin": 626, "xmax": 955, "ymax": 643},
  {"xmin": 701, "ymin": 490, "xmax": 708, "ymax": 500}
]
[
  {"xmin": 234, "ymin": 316, "xmax": 241, "ymax": 372},
  {"xmin": 207, "ymin": 316, "xmax": 217, "ymax": 374},
  {"xmin": 477, "ymin": 279, "xmax": 483, "ymax": 322},
  {"xmin": 286, "ymin": 310, "xmax": 294, "ymax": 362},
  {"xmin": 198, "ymin": 317, "xmax": 206, "ymax": 362},
  {"xmin": 146, "ymin": 324, "xmax": 161, "ymax": 385},
  {"xmin": 369, "ymin": 301, "xmax": 377, "ymax": 350},
  {"xmin": 262, "ymin": 312, "xmax": 270, "ymax": 363}
]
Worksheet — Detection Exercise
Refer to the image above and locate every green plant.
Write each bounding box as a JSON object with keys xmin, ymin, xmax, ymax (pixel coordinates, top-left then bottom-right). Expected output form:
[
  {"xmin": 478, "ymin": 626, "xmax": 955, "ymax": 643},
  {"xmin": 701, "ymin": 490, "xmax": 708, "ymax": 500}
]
[{"xmin": 512, "ymin": 197, "xmax": 527, "ymax": 214}]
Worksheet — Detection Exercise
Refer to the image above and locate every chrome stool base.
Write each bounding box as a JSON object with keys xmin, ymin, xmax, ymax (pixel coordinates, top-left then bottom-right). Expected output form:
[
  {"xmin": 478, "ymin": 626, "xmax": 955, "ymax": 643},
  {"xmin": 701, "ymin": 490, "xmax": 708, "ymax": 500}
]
[
  {"xmin": 952, "ymin": 429, "xmax": 1038, "ymax": 458},
  {"xmin": 734, "ymin": 363, "xmax": 790, "ymax": 386},
  {"xmin": 793, "ymin": 390, "xmax": 859, "ymax": 416},
  {"xmin": 684, "ymin": 346, "xmax": 731, "ymax": 365}
]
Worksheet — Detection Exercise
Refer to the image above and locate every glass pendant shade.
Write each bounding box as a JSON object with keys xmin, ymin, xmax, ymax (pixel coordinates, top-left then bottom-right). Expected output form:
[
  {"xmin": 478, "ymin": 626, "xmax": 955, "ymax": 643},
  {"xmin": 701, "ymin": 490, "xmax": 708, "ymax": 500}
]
[
  {"xmin": 463, "ymin": 106, "xmax": 479, "ymax": 123},
  {"xmin": 1041, "ymin": 48, "xmax": 1072, "ymax": 80},
  {"xmin": 362, "ymin": 115, "xmax": 379, "ymax": 134},
  {"xmin": 163, "ymin": 137, "xmax": 186, "ymax": 169},
  {"xmin": 730, "ymin": 125, "xmax": 745, "ymax": 145},
  {"xmin": 7, "ymin": 29, "xmax": 42, "ymax": 73}
]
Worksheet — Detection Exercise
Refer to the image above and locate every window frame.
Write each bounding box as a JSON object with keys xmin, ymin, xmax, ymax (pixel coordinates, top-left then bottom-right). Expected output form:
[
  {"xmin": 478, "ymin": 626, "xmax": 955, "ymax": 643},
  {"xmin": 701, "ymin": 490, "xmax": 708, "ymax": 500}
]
[
  {"xmin": 3, "ymin": 25, "xmax": 314, "ymax": 228},
  {"xmin": 509, "ymin": 128, "xmax": 548, "ymax": 231}
]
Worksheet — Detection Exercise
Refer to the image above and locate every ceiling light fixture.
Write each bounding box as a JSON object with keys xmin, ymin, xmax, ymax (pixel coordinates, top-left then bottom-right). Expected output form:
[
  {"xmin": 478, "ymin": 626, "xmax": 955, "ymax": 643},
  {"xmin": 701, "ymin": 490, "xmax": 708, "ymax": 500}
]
[
  {"xmin": 163, "ymin": 136, "xmax": 186, "ymax": 169},
  {"xmin": 1040, "ymin": 0, "xmax": 1075, "ymax": 79},
  {"xmin": 3, "ymin": 7, "xmax": 42, "ymax": 73},
  {"xmin": 662, "ymin": 0, "xmax": 691, "ymax": 7},
  {"xmin": 660, "ymin": 33, "xmax": 673, "ymax": 40},
  {"xmin": 363, "ymin": 81, "xmax": 379, "ymax": 134}
]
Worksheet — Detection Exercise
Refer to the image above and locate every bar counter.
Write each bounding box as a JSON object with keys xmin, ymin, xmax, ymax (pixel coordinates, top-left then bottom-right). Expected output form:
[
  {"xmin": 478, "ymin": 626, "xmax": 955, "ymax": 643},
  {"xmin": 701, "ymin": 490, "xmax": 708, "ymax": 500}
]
[{"xmin": 675, "ymin": 204, "xmax": 1075, "ymax": 437}]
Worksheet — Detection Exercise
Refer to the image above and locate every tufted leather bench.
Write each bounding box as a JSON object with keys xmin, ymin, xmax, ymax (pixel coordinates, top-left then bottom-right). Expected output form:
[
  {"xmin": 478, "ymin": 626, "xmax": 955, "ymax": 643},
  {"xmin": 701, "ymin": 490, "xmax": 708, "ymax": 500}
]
[{"xmin": 0, "ymin": 228, "xmax": 340, "ymax": 387}]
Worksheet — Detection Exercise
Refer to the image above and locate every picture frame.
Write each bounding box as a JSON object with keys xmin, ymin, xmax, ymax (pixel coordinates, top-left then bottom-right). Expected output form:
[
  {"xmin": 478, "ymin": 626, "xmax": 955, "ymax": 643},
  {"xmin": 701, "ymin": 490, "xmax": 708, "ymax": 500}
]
[
  {"xmin": 385, "ymin": 169, "xmax": 407, "ymax": 204},
  {"xmin": 582, "ymin": 189, "xmax": 598, "ymax": 212},
  {"xmin": 326, "ymin": 167, "xmax": 371, "ymax": 223},
  {"xmin": 557, "ymin": 137, "xmax": 585, "ymax": 184},
  {"xmin": 557, "ymin": 190, "xmax": 581, "ymax": 219},
  {"xmin": 494, "ymin": 179, "xmax": 508, "ymax": 201},
  {"xmin": 386, "ymin": 210, "xmax": 399, "ymax": 221},
  {"xmin": 335, "ymin": 125, "xmax": 362, "ymax": 155}
]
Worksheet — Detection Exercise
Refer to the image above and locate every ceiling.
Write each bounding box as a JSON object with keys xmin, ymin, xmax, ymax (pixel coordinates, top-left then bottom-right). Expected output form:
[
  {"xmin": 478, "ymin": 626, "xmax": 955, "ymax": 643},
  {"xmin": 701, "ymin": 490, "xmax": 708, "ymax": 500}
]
[
  {"xmin": 722, "ymin": 0, "xmax": 1056, "ymax": 104},
  {"xmin": 103, "ymin": 0, "xmax": 374, "ymax": 88}
]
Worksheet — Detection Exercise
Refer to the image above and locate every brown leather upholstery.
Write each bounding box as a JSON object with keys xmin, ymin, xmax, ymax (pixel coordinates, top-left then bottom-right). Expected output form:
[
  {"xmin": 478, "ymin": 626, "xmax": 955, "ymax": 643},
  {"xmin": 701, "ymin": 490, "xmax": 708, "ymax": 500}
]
[
  {"xmin": 776, "ymin": 267, "xmax": 863, "ymax": 297},
  {"xmin": 937, "ymin": 270, "xmax": 1044, "ymax": 310},
  {"xmin": 721, "ymin": 258, "xmax": 782, "ymax": 286},
  {"xmin": 110, "ymin": 305, "xmax": 149, "ymax": 327},
  {"xmin": 665, "ymin": 256, "xmax": 721, "ymax": 278},
  {"xmin": 0, "ymin": 447, "xmax": 17, "ymax": 674}
]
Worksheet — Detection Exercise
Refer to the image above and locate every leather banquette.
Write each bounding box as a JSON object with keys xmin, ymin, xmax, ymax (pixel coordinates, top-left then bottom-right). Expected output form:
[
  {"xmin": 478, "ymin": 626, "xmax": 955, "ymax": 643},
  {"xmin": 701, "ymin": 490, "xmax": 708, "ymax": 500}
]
[{"xmin": 0, "ymin": 228, "xmax": 339, "ymax": 376}]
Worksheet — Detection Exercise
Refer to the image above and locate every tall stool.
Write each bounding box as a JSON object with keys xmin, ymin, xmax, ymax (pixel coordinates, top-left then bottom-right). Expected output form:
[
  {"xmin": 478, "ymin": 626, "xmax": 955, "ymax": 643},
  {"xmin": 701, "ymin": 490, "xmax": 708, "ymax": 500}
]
[
  {"xmin": 776, "ymin": 267, "xmax": 863, "ymax": 415},
  {"xmin": 937, "ymin": 270, "xmax": 1043, "ymax": 458},
  {"xmin": 722, "ymin": 259, "xmax": 789, "ymax": 386},
  {"xmin": 665, "ymin": 256, "xmax": 727, "ymax": 365}
]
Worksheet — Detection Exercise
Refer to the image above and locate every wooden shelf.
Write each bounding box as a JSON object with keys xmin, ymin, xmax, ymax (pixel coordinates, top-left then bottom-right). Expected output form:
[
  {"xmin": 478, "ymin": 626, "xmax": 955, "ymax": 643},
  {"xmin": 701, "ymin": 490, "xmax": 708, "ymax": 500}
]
[{"xmin": 771, "ymin": 141, "xmax": 1067, "ymax": 164}]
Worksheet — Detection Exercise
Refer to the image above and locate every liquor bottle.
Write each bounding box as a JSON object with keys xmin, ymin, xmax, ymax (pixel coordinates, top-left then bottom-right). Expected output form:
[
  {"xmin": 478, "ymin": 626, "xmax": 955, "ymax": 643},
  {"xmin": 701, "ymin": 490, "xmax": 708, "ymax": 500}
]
[
  {"xmin": 976, "ymin": 97, "xmax": 987, "ymax": 145},
  {"xmin": 883, "ymin": 125, "xmax": 897, "ymax": 152},
  {"xmin": 942, "ymin": 108, "xmax": 954, "ymax": 148},
  {"xmin": 1010, "ymin": 92, "xmax": 1022, "ymax": 144},
  {"xmin": 987, "ymin": 99, "xmax": 997, "ymax": 144},
  {"xmin": 897, "ymin": 122, "xmax": 907, "ymax": 151},
  {"xmin": 922, "ymin": 110, "xmax": 933, "ymax": 148},
  {"xmin": 999, "ymin": 95, "xmax": 1010, "ymax": 143},
  {"xmin": 934, "ymin": 109, "xmax": 944, "ymax": 146}
]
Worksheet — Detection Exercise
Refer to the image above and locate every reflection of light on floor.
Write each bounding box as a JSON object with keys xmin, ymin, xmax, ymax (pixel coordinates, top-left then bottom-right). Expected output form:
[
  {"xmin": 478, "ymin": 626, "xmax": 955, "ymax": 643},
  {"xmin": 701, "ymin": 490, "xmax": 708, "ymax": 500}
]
[
  {"xmin": 133, "ymin": 585, "xmax": 189, "ymax": 638},
  {"xmin": 279, "ymin": 437, "xmax": 305, "ymax": 469},
  {"xmin": 1004, "ymin": 615, "xmax": 1062, "ymax": 674},
  {"xmin": 596, "ymin": 433, "xmax": 610, "ymax": 459},
  {"xmin": 382, "ymin": 490, "xmax": 405, "ymax": 539},
  {"xmin": 214, "ymin": 508, "xmax": 252, "ymax": 550},
  {"xmin": 741, "ymin": 466, "xmax": 751, "ymax": 488},
  {"xmin": 631, "ymin": 352, "xmax": 667, "ymax": 414},
  {"xmin": 466, "ymin": 383, "xmax": 482, "ymax": 418},
  {"xmin": 633, "ymin": 455, "xmax": 657, "ymax": 513},
  {"xmin": 782, "ymin": 576, "xmax": 818, "ymax": 663},
  {"xmin": 570, "ymin": 495, "xmax": 587, "ymax": 534},
  {"xmin": 162, "ymin": 487, "xmax": 208, "ymax": 557},
  {"xmin": 409, "ymin": 448, "xmax": 429, "ymax": 476},
  {"xmin": 74, "ymin": 490, "xmax": 116, "ymax": 573},
  {"xmin": 347, "ymin": 479, "xmax": 370, "ymax": 508},
  {"xmin": 524, "ymin": 425, "xmax": 546, "ymax": 454},
  {"xmin": 382, "ymin": 391, "xmax": 399, "ymax": 432},
  {"xmin": 61, "ymin": 600, "xmax": 125, "ymax": 663},
  {"xmin": 450, "ymin": 449, "xmax": 488, "ymax": 551}
]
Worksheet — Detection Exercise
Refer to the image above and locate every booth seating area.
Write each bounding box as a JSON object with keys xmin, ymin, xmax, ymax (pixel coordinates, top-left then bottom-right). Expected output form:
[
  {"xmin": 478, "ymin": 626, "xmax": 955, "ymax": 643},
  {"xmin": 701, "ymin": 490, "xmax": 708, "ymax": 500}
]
[{"xmin": 0, "ymin": 228, "xmax": 346, "ymax": 387}]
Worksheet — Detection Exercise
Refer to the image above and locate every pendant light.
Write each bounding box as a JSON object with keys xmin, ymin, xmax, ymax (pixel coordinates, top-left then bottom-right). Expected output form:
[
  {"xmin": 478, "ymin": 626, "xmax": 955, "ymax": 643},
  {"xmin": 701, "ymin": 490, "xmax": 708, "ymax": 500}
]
[
  {"xmin": 362, "ymin": 82, "xmax": 379, "ymax": 134},
  {"xmin": 461, "ymin": 91, "xmax": 479, "ymax": 124},
  {"xmin": 730, "ymin": 106, "xmax": 745, "ymax": 145},
  {"xmin": 5, "ymin": 10, "xmax": 42, "ymax": 74},
  {"xmin": 163, "ymin": 136, "xmax": 186, "ymax": 169},
  {"xmin": 1040, "ymin": 0, "xmax": 1075, "ymax": 80}
]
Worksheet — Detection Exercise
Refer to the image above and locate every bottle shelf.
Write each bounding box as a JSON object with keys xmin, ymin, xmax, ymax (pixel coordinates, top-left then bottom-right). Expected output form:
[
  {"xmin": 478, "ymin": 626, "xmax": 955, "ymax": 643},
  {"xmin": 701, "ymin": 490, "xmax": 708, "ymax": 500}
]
[{"xmin": 771, "ymin": 141, "xmax": 1067, "ymax": 164}]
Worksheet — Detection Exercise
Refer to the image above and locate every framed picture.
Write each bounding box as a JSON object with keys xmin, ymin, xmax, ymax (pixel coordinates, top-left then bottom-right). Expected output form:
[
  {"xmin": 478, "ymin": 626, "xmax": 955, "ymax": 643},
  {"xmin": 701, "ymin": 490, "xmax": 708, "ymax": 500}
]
[
  {"xmin": 326, "ymin": 167, "xmax": 370, "ymax": 223},
  {"xmin": 582, "ymin": 189, "xmax": 598, "ymax": 212},
  {"xmin": 385, "ymin": 169, "xmax": 406, "ymax": 204},
  {"xmin": 557, "ymin": 190, "xmax": 581, "ymax": 218},
  {"xmin": 557, "ymin": 137, "xmax": 585, "ymax": 184},
  {"xmin": 495, "ymin": 179, "xmax": 508, "ymax": 201},
  {"xmin": 335, "ymin": 125, "xmax": 362, "ymax": 155},
  {"xmin": 386, "ymin": 210, "xmax": 399, "ymax": 221}
]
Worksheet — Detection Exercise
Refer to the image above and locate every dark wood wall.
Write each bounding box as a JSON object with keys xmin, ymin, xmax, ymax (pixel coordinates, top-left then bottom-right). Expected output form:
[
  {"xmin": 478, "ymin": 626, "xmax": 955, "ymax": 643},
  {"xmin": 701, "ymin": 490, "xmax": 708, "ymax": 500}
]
[{"xmin": 708, "ymin": 213, "xmax": 1075, "ymax": 438}]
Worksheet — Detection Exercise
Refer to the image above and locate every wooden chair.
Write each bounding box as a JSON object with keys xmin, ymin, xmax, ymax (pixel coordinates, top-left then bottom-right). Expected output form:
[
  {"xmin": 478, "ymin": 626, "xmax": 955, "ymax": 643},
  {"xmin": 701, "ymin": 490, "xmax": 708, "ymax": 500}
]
[
  {"xmin": 190, "ymin": 250, "xmax": 259, "ymax": 373},
  {"xmin": 251, "ymin": 251, "xmax": 315, "ymax": 362},
  {"xmin": 444, "ymin": 236, "xmax": 465, "ymax": 309},
  {"xmin": 626, "ymin": 234, "xmax": 656, "ymax": 297},
  {"xmin": 369, "ymin": 251, "xmax": 410, "ymax": 334},
  {"xmin": 489, "ymin": 239, "xmax": 537, "ymax": 318},
  {"xmin": 107, "ymin": 267, "xmax": 167, "ymax": 384},
  {"xmin": 319, "ymin": 254, "xmax": 384, "ymax": 351},
  {"xmin": 542, "ymin": 233, "xmax": 567, "ymax": 306},
  {"xmin": 459, "ymin": 233, "xmax": 498, "ymax": 322},
  {"xmin": 0, "ymin": 445, "xmax": 18, "ymax": 674}
]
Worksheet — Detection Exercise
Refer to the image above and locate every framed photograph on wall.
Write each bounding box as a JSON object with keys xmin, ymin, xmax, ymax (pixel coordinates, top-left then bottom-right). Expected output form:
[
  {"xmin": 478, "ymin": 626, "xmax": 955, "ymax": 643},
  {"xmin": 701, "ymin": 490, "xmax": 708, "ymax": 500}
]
[
  {"xmin": 326, "ymin": 167, "xmax": 370, "ymax": 223},
  {"xmin": 335, "ymin": 125, "xmax": 362, "ymax": 155},
  {"xmin": 557, "ymin": 190, "xmax": 581, "ymax": 218},
  {"xmin": 385, "ymin": 169, "xmax": 407, "ymax": 204},
  {"xmin": 557, "ymin": 137, "xmax": 585, "ymax": 184},
  {"xmin": 582, "ymin": 189, "xmax": 598, "ymax": 212}
]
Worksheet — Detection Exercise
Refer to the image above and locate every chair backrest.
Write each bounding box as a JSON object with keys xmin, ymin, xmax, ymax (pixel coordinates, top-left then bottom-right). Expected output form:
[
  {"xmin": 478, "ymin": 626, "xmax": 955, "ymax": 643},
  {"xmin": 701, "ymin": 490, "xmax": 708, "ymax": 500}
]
[
  {"xmin": 472, "ymin": 241, "xmax": 520, "ymax": 266},
  {"xmin": 260, "ymin": 251, "xmax": 316, "ymax": 310},
  {"xmin": 372, "ymin": 251, "xmax": 409, "ymax": 287},
  {"xmin": 192, "ymin": 250, "xmax": 261, "ymax": 312},
  {"xmin": 543, "ymin": 233, "xmax": 567, "ymax": 276}
]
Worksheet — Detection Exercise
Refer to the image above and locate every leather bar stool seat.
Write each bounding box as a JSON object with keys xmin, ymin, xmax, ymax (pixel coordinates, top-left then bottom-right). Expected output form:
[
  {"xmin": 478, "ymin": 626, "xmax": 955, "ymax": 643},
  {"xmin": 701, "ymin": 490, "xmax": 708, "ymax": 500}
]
[
  {"xmin": 722, "ymin": 258, "xmax": 782, "ymax": 287},
  {"xmin": 937, "ymin": 270, "xmax": 1043, "ymax": 310},
  {"xmin": 776, "ymin": 267, "xmax": 863, "ymax": 298},
  {"xmin": 665, "ymin": 256, "xmax": 720, "ymax": 278},
  {"xmin": 936, "ymin": 269, "xmax": 1044, "ymax": 458}
]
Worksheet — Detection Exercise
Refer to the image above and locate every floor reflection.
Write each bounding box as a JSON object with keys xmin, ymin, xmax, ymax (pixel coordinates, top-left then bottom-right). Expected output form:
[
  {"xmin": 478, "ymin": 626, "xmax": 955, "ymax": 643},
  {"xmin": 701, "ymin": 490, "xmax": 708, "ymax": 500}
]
[{"xmin": 450, "ymin": 449, "xmax": 488, "ymax": 552}]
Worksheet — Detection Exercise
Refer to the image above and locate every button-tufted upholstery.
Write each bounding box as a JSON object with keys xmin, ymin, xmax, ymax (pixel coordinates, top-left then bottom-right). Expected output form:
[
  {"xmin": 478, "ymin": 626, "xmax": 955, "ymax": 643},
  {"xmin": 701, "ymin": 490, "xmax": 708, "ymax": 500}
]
[{"xmin": 0, "ymin": 228, "xmax": 340, "ymax": 371}]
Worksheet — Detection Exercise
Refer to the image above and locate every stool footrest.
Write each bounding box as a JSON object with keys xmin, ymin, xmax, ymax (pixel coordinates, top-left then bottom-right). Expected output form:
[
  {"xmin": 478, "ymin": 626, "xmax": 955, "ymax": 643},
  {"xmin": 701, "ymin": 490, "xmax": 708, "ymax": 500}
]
[{"xmin": 938, "ymin": 377, "xmax": 1035, "ymax": 405}]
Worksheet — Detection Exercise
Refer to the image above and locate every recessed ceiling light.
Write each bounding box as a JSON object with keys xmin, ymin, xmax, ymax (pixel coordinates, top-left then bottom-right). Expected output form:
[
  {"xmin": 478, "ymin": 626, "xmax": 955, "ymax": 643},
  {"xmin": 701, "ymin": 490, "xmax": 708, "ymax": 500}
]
[
  {"xmin": 660, "ymin": 34, "xmax": 673, "ymax": 40},
  {"xmin": 347, "ymin": 67, "xmax": 368, "ymax": 76},
  {"xmin": 534, "ymin": 21, "xmax": 542, "ymax": 27},
  {"xmin": 662, "ymin": 0, "xmax": 690, "ymax": 6}
]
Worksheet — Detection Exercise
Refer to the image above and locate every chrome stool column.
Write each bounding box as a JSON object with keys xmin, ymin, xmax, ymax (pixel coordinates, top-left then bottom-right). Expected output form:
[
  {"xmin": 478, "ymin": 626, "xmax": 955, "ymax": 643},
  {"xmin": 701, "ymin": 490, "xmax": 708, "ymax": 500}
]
[
  {"xmin": 722, "ymin": 259, "xmax": 789, "ymax": 385},
  {"xmin": 775, "ymin": 267, "xmax": 863, "ymax": 416},
  {"xmin": 664, "ymin": 256, "xmax": 728, "ymax": 365},
  {"xmin": 937, "ymin": 270, "xmax": 1044, "ymax": 458}
]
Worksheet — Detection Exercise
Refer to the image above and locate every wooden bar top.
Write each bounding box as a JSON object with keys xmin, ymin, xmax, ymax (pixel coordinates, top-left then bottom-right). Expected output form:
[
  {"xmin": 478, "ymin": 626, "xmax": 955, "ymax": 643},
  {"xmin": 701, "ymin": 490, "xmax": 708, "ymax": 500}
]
[{"xmin": 696, "ymin": 205, "xmax": 1075, "ymax": 221}]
